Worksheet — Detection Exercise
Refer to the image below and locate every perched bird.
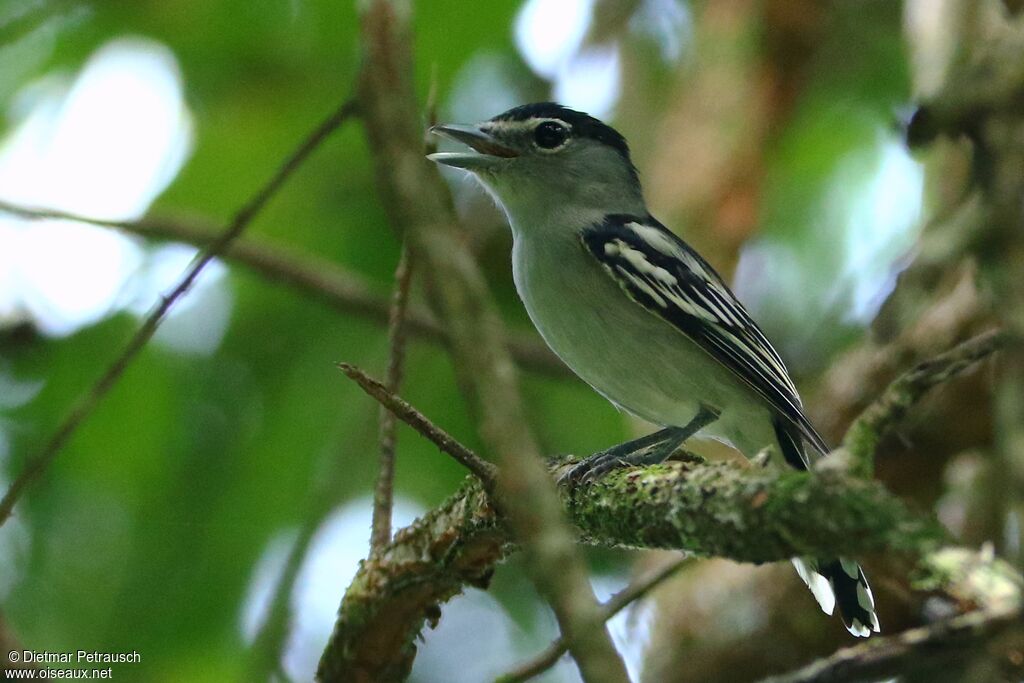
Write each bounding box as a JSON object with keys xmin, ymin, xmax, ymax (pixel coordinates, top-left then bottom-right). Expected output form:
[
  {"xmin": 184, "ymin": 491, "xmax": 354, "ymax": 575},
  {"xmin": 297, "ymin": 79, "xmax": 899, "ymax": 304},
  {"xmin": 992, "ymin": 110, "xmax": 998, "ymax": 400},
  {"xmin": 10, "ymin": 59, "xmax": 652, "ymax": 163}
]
[{"xmin": 428, "ymin": 102, "xmax": 879, "ymax": 637}]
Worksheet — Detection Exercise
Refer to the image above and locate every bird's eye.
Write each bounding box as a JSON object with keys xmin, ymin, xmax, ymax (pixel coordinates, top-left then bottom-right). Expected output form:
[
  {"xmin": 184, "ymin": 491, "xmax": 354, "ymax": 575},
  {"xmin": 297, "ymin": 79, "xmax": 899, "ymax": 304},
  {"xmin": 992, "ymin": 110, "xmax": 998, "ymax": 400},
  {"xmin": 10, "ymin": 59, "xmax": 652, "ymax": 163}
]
[{"xmin": 534, "ymin": 121, "xmax": 569, "ymax": 150}]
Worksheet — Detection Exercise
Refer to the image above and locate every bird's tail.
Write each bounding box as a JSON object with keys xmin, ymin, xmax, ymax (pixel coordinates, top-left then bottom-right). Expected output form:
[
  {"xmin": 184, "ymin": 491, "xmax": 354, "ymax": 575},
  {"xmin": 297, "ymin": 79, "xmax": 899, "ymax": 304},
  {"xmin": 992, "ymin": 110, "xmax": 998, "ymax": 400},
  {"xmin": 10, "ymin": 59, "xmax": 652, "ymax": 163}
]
[
  {"xmin": 775, "ymin": 418, "xmax": 880, "ymax": 637},
  {"xmin": 792, "ymin": 557, "xmax": 879, "ymax": 637}
]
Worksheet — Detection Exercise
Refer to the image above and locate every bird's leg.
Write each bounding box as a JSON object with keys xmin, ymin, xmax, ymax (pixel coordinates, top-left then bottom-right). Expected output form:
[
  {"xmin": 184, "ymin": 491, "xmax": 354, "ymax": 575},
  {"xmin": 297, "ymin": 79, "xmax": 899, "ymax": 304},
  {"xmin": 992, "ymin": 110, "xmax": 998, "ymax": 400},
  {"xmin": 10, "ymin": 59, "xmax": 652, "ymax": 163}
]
[{"xmin": 559, "ymin": 405, "xmax": 720, "ymax": 484}]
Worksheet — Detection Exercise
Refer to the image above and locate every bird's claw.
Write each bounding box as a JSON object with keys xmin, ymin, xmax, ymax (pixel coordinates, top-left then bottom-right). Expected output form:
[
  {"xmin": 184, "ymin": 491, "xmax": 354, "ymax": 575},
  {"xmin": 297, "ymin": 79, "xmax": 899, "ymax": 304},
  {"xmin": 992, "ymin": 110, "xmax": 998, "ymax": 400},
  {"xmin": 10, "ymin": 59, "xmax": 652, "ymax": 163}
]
[{"xmin": 557, "ymin": 452, "xmax": 629, "ymax": 486}]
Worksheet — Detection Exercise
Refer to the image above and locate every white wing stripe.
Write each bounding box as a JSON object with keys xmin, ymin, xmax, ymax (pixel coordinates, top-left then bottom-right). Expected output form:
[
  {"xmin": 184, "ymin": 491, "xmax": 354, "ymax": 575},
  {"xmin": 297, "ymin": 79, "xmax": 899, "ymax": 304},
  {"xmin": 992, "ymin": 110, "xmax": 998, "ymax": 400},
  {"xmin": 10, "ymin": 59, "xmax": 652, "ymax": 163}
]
[{"xmin": 582, "ymin": 216, "xmax": 830, "ymax": 455}]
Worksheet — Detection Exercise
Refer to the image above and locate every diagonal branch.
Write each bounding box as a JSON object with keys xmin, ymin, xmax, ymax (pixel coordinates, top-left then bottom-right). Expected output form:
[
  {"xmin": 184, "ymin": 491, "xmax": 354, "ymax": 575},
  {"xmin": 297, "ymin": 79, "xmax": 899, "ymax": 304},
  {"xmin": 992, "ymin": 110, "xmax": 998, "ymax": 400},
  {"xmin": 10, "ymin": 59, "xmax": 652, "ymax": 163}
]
[
  {"xmin": 757, "ymin": 606, "xmax": 1023, "ymax": 683},
  {"xmin": 841, "ymin": 328, "xmax": 1009, "ymax": 477},
  {"xmin": 0, "ymin": 200, "xmax": 567, "ymax": 377},
  {"xmin": 0, "ymin": 98, "xmax": 358, "ymax": 527},
  {"xmin": 337, "ymin": 363, "xmax": 497, "ymax": 490},
  {"xmin": 496, "ymin": 555, "xmax": 692, "ymax": 683}
]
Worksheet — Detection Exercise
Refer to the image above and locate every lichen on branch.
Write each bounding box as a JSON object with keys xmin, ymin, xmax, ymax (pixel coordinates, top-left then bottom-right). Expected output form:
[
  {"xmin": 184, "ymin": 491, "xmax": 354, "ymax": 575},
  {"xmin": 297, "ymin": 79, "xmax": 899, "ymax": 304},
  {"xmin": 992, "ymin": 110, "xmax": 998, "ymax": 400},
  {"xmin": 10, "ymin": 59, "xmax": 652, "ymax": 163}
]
[
  {"xmin": 559, "ymin": 460, "xmax": 943, "ymax": 562},
  {"xmin": 319, "ymin": 459, "xmax": 944, "ymax": 682}
]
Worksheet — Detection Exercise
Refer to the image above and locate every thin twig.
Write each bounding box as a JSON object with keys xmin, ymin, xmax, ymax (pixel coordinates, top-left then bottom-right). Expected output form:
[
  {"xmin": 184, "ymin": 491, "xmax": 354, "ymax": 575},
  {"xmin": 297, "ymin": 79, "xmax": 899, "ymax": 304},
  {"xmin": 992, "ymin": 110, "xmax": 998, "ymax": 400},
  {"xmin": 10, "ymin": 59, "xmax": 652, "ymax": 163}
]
[
  {"xmin": 758, "ymin": 606, "xmax": 1023, "ymax": 683},
  {"xmin": 370, "ymin": 245, "xmax": 415, "ymax": 554},
  {"xmin": 0, "ymin": 98, "xmax": 359, "ymax": 527},
  {"xmin": 337, "ymin": 363, "xmax": 497, "ymax": 490},
  {"xmin": 246, "ymin": 404, "xmax": 379, "ymax": 680},
  {"xmin": 0, "ymin": 200, "xmax": 567, "ymax": 377},
  {"xmin": 246, "ymin": 516, "xmax": 320, "ymax": 680},
  {"xmin": 841, "ymin": 328, "xmax": 1008, "ymax": 477},
  {"xmin": 497, "ymin": 555, "xmax": 692, "ymax": 683}
]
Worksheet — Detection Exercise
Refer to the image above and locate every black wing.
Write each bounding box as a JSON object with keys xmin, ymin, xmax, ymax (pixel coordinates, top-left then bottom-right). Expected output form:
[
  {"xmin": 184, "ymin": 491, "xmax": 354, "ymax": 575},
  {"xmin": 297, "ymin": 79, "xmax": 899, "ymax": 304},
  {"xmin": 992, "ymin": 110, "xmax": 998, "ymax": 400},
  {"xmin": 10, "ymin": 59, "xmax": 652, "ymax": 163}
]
[{"xmin": 581, "ymin": 214, "xmax": 829, "ymax": 457}]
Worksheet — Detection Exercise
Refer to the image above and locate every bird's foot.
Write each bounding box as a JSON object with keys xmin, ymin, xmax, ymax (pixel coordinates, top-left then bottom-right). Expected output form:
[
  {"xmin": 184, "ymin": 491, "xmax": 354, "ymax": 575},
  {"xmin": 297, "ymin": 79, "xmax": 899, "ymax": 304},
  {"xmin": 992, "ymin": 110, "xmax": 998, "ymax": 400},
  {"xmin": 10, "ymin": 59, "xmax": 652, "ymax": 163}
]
[
  {"xmin": 557, "ymin": 406, "xmax": 720, "ymax": 486},
  {"xmin": 557, "ymin": 441, "xmax": 676, "ymax": 485}
]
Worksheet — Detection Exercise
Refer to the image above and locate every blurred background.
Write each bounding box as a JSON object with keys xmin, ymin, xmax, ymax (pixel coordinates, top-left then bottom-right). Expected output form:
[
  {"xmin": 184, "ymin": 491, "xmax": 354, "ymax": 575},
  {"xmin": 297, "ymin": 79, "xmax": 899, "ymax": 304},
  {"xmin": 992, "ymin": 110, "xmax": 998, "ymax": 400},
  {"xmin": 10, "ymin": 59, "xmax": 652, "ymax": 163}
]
[{"xmin": 0, "ymin": 0, "xmax": 1011, "ymax": 681}]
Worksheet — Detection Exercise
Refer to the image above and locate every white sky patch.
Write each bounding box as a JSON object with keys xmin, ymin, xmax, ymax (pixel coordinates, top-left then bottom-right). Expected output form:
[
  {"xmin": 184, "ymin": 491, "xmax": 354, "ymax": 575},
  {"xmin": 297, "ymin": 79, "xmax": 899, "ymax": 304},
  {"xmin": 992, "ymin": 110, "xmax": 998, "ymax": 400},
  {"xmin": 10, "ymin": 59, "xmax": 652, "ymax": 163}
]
[
  {"xmin": 837, "ymin": 137, "xmax": 924, "ymax": 324},
  {"xmin": 411, "ymin": 590, "xmax": 522, "ymax": 682},
  {"xmin": 591, "ymin": 573, "xmax": 656, "ymax": 682},
  {"xmin": 0, "ymin": 37, "xmax": 221, "ymax": 351},
  {"xmin": 630, "ymin": 0, "xmax": 691, "ymax": 64},
  {"xmin": 514, "ymin": 0, "xmax": 594, "ymax": 79},
  {"xmin": 239, "ymin": 529, "xmax": 298, "ymax": 643},
  {"xmin": 0, "ymin": 370, "xmax": 44, "ymax": 410},
  {"xmin": 240, "ymin": 497, "xmax": 424, "ymax": 682},
  {"xmin": 553, "ymin": 44, "xmax": 622, "ymax": 120},
  {"xmin": 512, "ymin": 0, "xmax": 690, "ymax": 120},
  {"xmin": 735, "ymin": 129, "xmax": 923, "ymax": 346},
  {"xmin": 127, "ymin": 243, "xmax": 232, "ymax": 355},
  {"xmin": 514, "ymin": 0, "xmax": 621, "ymax": 119},
  {"xmin": 447, "ymin": 53, "xmax": 528, "ymax": 127}
]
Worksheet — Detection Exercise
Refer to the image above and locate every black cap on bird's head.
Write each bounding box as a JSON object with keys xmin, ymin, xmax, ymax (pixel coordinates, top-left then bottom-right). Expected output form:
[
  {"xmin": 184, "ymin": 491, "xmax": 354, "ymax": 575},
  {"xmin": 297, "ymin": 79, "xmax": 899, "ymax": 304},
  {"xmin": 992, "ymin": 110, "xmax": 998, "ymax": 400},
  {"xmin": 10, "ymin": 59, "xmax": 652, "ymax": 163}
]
[
  {"xmin": 428, "ymin": 102, "xmax": 638, "ymax": 187},
  {"xmin": 486, "ymin": 102, "xmax": 634, "ymax": 163},
  {"xmin": 428, "ymin": 102, "xmax": 644, "ymax": 217}
]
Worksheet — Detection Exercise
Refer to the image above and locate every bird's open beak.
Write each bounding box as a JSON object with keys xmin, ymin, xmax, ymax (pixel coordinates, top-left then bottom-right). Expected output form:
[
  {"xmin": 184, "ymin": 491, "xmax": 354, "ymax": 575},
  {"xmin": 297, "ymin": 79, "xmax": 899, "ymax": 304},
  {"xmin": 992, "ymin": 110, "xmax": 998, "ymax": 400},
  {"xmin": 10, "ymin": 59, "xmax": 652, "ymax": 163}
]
[{"xmin": 427, "ymin": 124, "xmax": 518, "ymax": 170}]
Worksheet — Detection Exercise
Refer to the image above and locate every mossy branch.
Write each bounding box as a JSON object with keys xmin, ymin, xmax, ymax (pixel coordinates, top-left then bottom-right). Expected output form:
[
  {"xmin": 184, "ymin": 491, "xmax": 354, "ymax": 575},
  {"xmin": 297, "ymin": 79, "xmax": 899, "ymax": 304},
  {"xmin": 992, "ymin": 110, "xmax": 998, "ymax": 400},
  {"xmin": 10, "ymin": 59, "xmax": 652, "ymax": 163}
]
[
  {"xmin": 320, "ymin": 326, "xmax": 1005, "ymax": 682},
  {"xmin": 841, "ymin": 329, "xmax": 1008, "ymax": 477},
  {"xmin": 321, "ymin": 459, "xmax": 944, "ymax": 682}
]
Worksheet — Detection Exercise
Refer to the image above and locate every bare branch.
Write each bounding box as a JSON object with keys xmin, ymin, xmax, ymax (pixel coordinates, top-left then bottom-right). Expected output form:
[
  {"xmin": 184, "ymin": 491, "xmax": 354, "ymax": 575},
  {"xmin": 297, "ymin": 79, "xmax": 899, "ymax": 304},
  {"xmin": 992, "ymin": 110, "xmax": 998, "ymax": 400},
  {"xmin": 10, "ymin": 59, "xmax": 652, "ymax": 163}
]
[
  {"xmin": 758, "ymin": 606, "xmax": 1023, "ymax": 683},
  {"xmin": 497, "ymin": 555, "xmax": 691, "ymax": 683},
  {"xmin": 371, "ymin": 245, "xmax": 415, "ymax": 553},
  {"xmin": 337, "ymin": 363, "xmax": 498, "ymax": 490},
  {"xmin": 842, "ymin": 329, "xmax": 1008, "ymax": 477},
  {"xmin": 0, "ymin": 200, "xmax": 567, "ymax": 377},
  {"xmin": 0, "ymin": 98, "xmax": 359, "ymax": 528}
]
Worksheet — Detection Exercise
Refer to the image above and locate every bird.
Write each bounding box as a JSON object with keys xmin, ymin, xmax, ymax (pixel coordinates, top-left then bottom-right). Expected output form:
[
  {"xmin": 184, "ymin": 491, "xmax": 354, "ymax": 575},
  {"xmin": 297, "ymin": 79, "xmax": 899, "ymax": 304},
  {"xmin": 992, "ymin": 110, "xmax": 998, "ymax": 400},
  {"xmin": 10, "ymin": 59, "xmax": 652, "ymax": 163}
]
[{"xmin": 427, "ymin": 102, "xmax": 879, "ymax": 638}]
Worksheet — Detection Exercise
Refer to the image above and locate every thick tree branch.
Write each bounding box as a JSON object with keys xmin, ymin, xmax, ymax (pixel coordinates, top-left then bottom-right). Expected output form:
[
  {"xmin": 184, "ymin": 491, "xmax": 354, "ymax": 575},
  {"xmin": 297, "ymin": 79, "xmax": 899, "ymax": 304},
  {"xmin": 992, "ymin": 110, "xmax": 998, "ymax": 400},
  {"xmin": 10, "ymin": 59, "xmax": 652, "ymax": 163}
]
[
  {"xmin": 323, "ymin": 325, "xmax": 1021, "ymax": 680},
  {"xmin": 337, "ymin": 360, "xmax": 945, "ymax": 559},
  {"xmin": 319, "ymin": 480, "xmax": 507, "ymax": 683},
  {"xmin": 0, "ymin": 200, "xmax": 567, "ymax": 377},
  {"xmin": 558, "ymin": 461, "xmax": 942, "ymax": 561},
  {"xmin": 0, "ymin": 98, "xmax": 358, "ymax": 527},
  {"xmin": 323, "ymin": 457, "xmax": 944, "ymax": 682}
]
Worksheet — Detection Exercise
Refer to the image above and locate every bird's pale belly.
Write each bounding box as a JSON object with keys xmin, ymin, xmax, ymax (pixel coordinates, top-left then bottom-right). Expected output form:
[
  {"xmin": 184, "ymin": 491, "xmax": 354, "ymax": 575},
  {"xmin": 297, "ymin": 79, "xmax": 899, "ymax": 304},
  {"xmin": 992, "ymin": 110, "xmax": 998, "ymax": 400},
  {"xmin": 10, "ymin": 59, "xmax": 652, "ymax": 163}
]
[{"xmin": 512, "ymin": 235, "xmax": 777, "ymax": 456}]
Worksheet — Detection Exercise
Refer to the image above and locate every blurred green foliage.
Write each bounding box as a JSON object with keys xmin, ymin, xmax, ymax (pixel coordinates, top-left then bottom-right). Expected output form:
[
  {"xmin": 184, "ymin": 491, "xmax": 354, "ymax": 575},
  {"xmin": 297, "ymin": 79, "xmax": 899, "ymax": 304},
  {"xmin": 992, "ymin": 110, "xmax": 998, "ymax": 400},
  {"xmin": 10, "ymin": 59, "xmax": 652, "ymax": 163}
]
[{"xmin": 0, "ymin": 1, "xmax": 921, "ymax": 680}]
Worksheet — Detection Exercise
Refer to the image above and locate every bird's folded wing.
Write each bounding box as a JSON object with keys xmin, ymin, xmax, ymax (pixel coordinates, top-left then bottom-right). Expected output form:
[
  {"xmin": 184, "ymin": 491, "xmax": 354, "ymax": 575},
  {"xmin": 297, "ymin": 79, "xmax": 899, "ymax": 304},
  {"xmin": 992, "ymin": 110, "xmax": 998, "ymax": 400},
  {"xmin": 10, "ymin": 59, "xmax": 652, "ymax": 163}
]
[{"xmin": 581, "ymin": 214, "xmax": 829, "ymax": 455}]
